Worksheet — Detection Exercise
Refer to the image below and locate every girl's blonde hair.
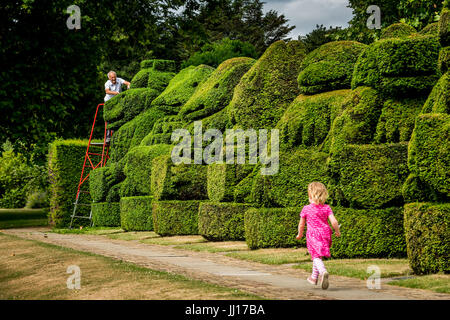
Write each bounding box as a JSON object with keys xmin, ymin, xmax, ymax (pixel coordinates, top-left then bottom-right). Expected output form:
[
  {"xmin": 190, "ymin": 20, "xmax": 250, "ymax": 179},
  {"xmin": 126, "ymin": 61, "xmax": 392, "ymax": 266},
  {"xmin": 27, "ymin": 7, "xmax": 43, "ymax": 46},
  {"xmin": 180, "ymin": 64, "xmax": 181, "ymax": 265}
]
[{"xmin": 308, "ymin": 182, "xmax": 328, "ymax": 205}]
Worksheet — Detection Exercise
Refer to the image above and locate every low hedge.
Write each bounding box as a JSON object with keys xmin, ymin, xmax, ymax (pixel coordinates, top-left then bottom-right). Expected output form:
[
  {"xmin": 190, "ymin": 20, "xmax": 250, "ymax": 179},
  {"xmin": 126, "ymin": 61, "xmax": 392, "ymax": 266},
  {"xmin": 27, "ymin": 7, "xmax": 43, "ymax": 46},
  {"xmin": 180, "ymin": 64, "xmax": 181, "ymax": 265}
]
[
  {"xmin": 151, "ymin": 154, "xmax": 208, "ymax": 201},
  {"xmin": 404, "ymin": 202, "xmax": 449, "ymax": 274},
  {"xmin": 198, "ymin": 202, "xmax": 252, "ymax": 241},
  {"xmin": 297, "ymin": 41, "xmax": 367, "ymax": 95},
  {"xmin": 380, "ymin": 23, "xmax": 416, "ymax": 39},
  {"xmin": 328, "ymin": 143, "xmax": 409, "ymax": 209},
  {"xmin": 331, "ymin": 206, "xmax": 406, "ymax": 258},
  {"xmin": 89, "ymin": 163, "xmax": 125, "ymax": 202},
  {"xmin": 152, "ymin": 200, "xmax": 203, "ymax": 236},
  {"xmin": 408, "ymin": 113, "xmax": 450, "ymax": 198},
  {"xmin": 120, "ymin": 196, "xmax": 154, "ymax": 231},
  {"xmin": 91, "ymin": 202, "xmax": 121, "ymax": 227},
  {"xmin": 48, "ymin": 139, "xmax": 90, "ymax": 227},
  {"xmin": 244, "ymin": 207, "xmax": 306, "ymax": 249}
]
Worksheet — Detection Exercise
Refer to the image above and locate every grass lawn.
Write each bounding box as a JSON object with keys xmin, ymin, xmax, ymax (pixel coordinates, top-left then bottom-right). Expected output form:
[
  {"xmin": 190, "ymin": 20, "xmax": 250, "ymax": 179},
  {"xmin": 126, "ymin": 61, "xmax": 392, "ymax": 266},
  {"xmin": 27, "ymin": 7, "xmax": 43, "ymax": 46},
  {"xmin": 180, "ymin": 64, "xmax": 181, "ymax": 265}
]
[
  {"xmin": 0, "ymin": 208, "xmax": 48, "ymax": 229},
  {"xmin": 0, "ymin": 232, "xmax": 262, "ymax": 300},
  {"xmin": 387, "ymin": 275, "xmax": 450, "ymax": 294}
]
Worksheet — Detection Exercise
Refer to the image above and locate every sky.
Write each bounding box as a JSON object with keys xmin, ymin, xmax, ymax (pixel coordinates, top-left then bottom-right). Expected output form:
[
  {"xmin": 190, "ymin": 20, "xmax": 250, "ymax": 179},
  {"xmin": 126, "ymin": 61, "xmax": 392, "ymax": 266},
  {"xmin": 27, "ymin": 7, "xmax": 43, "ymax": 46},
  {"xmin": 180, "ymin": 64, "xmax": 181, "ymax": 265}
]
[{"xmin": 262, "ymin": 0, "xmax": 354, "ymax": 39}]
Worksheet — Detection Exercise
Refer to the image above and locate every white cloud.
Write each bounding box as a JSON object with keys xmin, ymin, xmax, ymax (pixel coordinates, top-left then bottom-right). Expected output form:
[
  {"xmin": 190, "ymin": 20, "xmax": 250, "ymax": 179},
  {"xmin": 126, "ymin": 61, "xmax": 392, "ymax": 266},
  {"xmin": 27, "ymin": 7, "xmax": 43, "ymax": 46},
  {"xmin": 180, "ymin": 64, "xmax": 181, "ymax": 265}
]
[{"xmin": 263, "ymin": 0, "xmax": 353, "ymax": 39}]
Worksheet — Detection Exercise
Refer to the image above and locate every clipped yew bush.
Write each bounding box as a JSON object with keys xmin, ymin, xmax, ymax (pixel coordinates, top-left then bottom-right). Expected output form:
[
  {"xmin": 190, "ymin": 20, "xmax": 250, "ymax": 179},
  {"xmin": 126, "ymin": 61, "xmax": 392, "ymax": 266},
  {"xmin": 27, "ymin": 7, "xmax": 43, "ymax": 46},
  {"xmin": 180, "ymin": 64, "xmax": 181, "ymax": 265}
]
[
  {"xmin": 120, "ymin": 196, "xmax": 154, "ymax": 231},
  {"xmin": 404, "ymin": 202, "xmax": 449, "ymax": 274},
  {"xmin": 380, "ymin": 22, "xmax": 416, "ymax": 39},
  {"xmin": 198, "ymin": 202, "xmax": 252, "ymax": 241},
  {"xmin": 152, "ymin": 200, "xmax": 203, "ymax": 236},
  {"xmin": 91, "ymin": 202, "xmax": 121, "ymax": 227},
  {"xmin": 421, "ymin": 72, "xmax": 450, "ymax": 114}
]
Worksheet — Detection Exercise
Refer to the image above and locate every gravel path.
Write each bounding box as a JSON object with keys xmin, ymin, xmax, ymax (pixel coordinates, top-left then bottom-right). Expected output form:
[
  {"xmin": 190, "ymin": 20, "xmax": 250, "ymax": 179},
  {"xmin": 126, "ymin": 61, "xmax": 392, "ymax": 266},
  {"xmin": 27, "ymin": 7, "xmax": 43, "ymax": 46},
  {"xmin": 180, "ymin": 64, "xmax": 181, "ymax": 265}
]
[{"xmin": 3, "ymin": 227, "xmax": 449, "ymax": 300}]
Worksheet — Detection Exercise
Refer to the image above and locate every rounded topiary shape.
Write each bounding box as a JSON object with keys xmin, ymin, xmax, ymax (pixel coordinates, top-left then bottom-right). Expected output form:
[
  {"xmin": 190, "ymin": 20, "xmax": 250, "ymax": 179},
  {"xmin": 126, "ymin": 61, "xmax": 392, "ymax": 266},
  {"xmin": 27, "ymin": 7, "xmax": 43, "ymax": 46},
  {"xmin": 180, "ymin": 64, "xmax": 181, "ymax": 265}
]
[
  {"xmin": 421, "ymin": 72, "xmax": 450, "ymax": 114},
  {"xmin": 140, "ymin": 115, "xmax": 183, "ymax": 146},
  {"xmin": 380, "ymin": 22, "xmax": 417, "ymax": 39},
  {"xmin": 439, "ymin": 8, "xmax": 450, "ymax": 46},
  {"xmin": 297, "ymin": 41, "xmax": 367, "ymax": 95},
  {"xmin": 352, "ymin": 35, "xmax": 441, "ymax": 97},
  {"xmin": 228, "ymin": 40, "xmax": 308, "ymax": 130},
  {"xmin": 419, "ymin": 22, "xmax": 439, "ymax": 37},
  {"xmin": 439, "ymin": 46, "xmax": 450, "ymax": 73},
  {"xmin": 178, "ymin": 57, "xmax": 255, "ymax": 121},
  {"xmin": 151, "ymin": 64, "xmax": 214, "ymax": 115}
]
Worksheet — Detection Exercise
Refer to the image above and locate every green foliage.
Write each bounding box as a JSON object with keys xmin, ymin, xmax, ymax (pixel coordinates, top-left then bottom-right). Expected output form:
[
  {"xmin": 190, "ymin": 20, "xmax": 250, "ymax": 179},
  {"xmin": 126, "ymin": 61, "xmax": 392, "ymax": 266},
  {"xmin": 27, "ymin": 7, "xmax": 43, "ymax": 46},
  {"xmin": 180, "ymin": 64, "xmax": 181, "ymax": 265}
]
[
  {"xmin": 140, "ymin": 116, "xmax": 184, "ymax": 146},
  {"xmin": 120, "ymin": 196, "xmax": 154, "ymax": 231},
  {"xmin": 104, "ymin": 88, "xmax": 161, "ymax": 131},
  {"xmin": 179, "ymin": 57, "xmax": 255, "ymax": 121},
  {"xmin": 331, "ymin": 207, "xmax": 406, "ymax": 258},
  {"xmin": 277, "ymin": 90, "xmax": 351, "ymax": 150},
  {"xmin": 422, "ymin": 72, "xmax": 450, "ymax": 114},
  {"xmin": 198, "ymin": 202, "xmax": 251, "ymax": 241},
  {"xmin": 91, "ymin": 202, "xmax": 121, "ymax": 227},
  {"xmin": 299, "ymin": 24, "xmax": 347, "ymax": 53},
  {"xmin": 152, "ymin": 200, "xmax": 203, "ymax": 236},
  {"xmin": 404, "ymin": 202, "xmax": 450, "ymax": 274},
  {"xmin": 244, "ymin": 207, "xmax": 305, "ymax": 249},
  {"xmin": 380, "ymin": 23, "xmax": 417, "ymax": 39},
  {"xmin": 419, "ymin": 23, "xmax": 439, "ymax": 36},
  {"xmin": 439, "ymin": 8, "xmax": 450, "ymax": 46},
  {"xmin": 151, "ymin": 65, "xmax": 215, "ymax": 115},
  {"xmin": 297, "ymin": 41, "xmax": 367, "ymax": 95},
  {"xmin": 249, "ymin": 148, "xmax": 329, "ymax": 208},
  {"xmin": 408, "ymin": 113, "xmax": 450, "ymax": 198},
  {"xmin": 228, "ymin": 40, "xmax": 308, "ymax": 129},
  {"xmin": 329, "ymin": 87, "xmax": 383, "ymax": 151},
  {"xmin": 121, "ymin": 144, "xmax": 172, "ymax": 196},
  {"xmin": 151, "ymin": 155, "xmax": 208, "ymax": 201},
  {"xmin": 374, "ymin": 97, "xmax": 426, "ymax": 143},
  {"xmin": 402, "ymin": 174, "xmax": 445, "ymax": 203},
  {"xmin": 207, "ymin": 162, "xmax": 254, "ymax": 202},
  {"xmin": 25, "ymin": 191, "xmax": 49, "ymax": 209},
  {"xmin": 89, "ymin": 163, "xmax": 125, "ymax": 203},
  {"xmin": 439, "ymin": 47, "xmax": 450, "ymax": 73},
  {"xmin": 352, "ymin": 35, "xmax": 441, "ymax": 97},
  {"xmin": 329, "ymin": 143, "xmax": 409, "ymax": 209},
  {"xmin": 48, "ymin": 140, "xmax": 90, "ymax": 227},
  {"xmin": 140, "ymin": 59, "xmax": 177, "ymax": 72},
  {"xmin": 182, "ymin": 38, "xmax": 258, "ymax": 69}
]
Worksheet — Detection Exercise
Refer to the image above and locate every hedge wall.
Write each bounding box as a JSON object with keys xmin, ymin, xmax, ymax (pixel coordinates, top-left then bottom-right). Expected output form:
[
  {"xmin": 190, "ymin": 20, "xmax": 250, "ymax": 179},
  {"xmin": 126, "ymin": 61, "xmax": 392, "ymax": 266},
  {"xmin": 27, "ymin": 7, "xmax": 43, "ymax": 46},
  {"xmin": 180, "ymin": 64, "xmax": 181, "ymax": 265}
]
[
  {"xmin": 152, "ymin": 200, "xmax": 203, "ymax": 236},
  {"xmin": 276, "ymin": 90, "xmax": 350, "ymax": 150},
  {"xmin": 150, "ymin": 64, "xmax": 214, "ymax": 115},
  {"xmin": 48, "ymin": 140, "xmax": 90, "ymax": 227},
  {"xmin": 121, "ymin": 144, "xmax": 172, "ymax": 196},
  {"xmin": 297, "ymin": 41, "xmax": 367, "ymax": 95},
  {"xmin": 331, "ymin": 206, "xmax": 406, "ymax": 258},
  {"xmin": 151, "ymin": 154, "xmax": 208, "ymax": 201},
  {"xmin": 179, "ymin": 57, "xmax": 255, "ymax": 121},
  {"xmin": 352, "ymin": 35, "xmax": 441, "ymax": 97},
  {"xmin": 120, "ymin": 196, "xmax": 154, "ymax": 231},
  {"xmin": 328, "ymin": 143, "xmax": 409, "ymax": 209},
  {"xmin": 244, "ymin": 207, "xmax": 306, "ymax": 249},
  {"xmin": 404, "ymin": 202, "xmax": 449, "ymax": 274},
  {"xmin": 198, "ymin": 202, "xmax": 252, "ymax": 241},
  {"xmin": 228, "ymin": 40, "xmax": 307, "ymax": 130},
  {"xmin": 407, "ymin": 113, "xmax": 450, "ymax": 198},
  {"xmin": 91, "ymin": 202, "xmax": 121, "ymax": 227}
]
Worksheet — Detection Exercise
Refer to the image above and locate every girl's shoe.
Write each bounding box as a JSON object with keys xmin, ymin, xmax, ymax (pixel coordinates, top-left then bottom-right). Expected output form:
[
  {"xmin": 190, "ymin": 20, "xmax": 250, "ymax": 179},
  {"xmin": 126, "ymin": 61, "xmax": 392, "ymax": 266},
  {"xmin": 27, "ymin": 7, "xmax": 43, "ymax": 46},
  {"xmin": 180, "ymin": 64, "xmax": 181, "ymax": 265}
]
[
  {"xmin": 319, "ymin": 272, "xmax": 329, "ymax": 290},
  {"xmin": 307, "ymin": 276, "xmax": 317, "ymax": 285}
]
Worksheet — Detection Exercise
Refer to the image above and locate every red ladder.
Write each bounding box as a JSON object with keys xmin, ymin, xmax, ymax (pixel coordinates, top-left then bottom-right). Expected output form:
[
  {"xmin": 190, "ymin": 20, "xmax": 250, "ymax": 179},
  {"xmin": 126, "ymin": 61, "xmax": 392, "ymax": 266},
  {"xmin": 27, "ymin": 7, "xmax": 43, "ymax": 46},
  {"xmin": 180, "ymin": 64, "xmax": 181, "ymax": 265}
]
[{"xmin": 70, "ymin": 103, "xmax": 112, "ymax": 228}]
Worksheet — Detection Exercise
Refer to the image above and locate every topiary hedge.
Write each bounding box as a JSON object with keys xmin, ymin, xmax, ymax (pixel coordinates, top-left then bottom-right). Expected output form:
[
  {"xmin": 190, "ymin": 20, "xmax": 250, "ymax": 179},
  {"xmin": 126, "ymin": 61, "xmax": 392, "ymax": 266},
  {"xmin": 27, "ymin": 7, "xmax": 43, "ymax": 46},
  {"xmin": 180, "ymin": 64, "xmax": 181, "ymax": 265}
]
[
  {"xmin": 151, "ymin": 154, "xmax": 208, "ymax": 201},
  {"xmin": 89, "ymin": 167, "xmax": 109, "ymax": 202},
  {"xmin": 179, "ymin": 57, "xmax": 255, "ymax": 121},
  {"xmin": 404, "ymin": 202, "xmax": 449, "ymax": 274},
  {"xmin": 120, "ymin": 196, "xmax": 154, "ymax": 231},
  {"xmin": 121, "ymin": 144, "xmax": 172, "ymax": 196},
  {"xmin": 421, "ymin": 72, "xmax": 450, "ymax": 114},
  {"xmin": 297, "ymin": 41, "xmax": 367, "ymax": 95},
  {"xmin": 198, "ymin": 202, "xmax": 252, "ymax": 241},
  {"xmin": 419, "ymin": 22, "xmax": 439, "ymax": 37},
  {"xmin": 439, "ymin": 8, "xmax": 450, "ymax": 46},
  {"xmin": 328, "ymin": 143, "xmax": 409, "ymax": 209},
  {"xmin": 352, "ymin": 35, "xmax": 441, "ymax": 97},
  {"xmin": 48, "ymin": 139, "xmax": 90, "ymax": 227},
  {"xmin": 244, "ymin": 207, "xmax": 306, "ymax": 249},
  {"xmin": 228, "ymin": 40, "xmax": 307, "ymax": 130},
  {"xmin": 250, "ymin": 147, "xmax": 329, "ymax": 208},
  {"xmin": 151, "ymin": 64, "xmax": 214, "ymax": 115},
  {"xmin": 439, "ymin": 47, "xmax": 450, "ymax": 73},
  {"xmin": 140, "ymin": 116, "xmax": 183, "ymax": 146},
  {"xmin": 103, "ymin": 88, "xmax": 160, "ymax": 131},
  {"xmin": 407, "ymin": 113, "xmax": 450, "ymax": 198},
  {"xmin": 91, "ymin": 202, "xmax": 121, "ymax": 227},
  {"xmin": 152, "ymin": 200, "xmax": 203, "ymax": 236},
  {"xmin": 140, "ymin": 59, "xmax": 177, "ymax": 72},
  {"xmin": 331, "ymin": 206, "xmax": 406, "ymax": 258},
  {"xmin": 380, "ymin": 22, "xmax": 417, "ymax": 39},
  {"xmin": 276, "ymin": 90, "xmax": 350, "ymax": 150}
]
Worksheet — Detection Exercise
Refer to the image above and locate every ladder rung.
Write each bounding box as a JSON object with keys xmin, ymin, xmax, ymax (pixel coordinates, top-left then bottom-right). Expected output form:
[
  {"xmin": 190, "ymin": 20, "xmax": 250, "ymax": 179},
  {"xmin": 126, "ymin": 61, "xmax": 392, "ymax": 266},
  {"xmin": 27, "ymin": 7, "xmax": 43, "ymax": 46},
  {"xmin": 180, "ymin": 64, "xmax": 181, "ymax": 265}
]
[{"xmin": 88, "ymin": 152, "xmax": 103, "ymax": 156}]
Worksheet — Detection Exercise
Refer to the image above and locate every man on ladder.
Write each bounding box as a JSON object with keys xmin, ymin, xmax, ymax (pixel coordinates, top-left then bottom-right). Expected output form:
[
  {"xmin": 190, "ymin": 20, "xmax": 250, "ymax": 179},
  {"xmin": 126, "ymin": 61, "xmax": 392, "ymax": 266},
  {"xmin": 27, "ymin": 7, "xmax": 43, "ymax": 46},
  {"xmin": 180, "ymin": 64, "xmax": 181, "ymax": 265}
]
[{"xmin": 104, "ymin": 70, "xmax": 131, "ymax": 142}]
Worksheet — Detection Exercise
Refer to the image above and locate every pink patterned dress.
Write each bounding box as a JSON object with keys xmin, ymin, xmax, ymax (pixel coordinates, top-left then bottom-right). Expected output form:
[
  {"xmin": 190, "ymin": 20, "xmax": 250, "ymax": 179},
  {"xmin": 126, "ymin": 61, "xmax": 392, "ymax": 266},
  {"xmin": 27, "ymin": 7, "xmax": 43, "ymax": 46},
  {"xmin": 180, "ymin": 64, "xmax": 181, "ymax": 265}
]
[{"xmin": 300, "ymin": 203, "xmax": 333, "ymax": 260}]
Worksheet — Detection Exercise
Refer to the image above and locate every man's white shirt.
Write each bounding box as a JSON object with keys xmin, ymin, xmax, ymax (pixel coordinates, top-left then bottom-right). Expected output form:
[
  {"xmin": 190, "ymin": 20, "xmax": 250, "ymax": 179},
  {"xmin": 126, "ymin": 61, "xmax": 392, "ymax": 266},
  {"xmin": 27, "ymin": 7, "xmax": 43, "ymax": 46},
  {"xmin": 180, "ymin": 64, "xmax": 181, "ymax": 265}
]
[{"xmin": 104, "ymin": 78, "xmax": 125, "ymax": 102}]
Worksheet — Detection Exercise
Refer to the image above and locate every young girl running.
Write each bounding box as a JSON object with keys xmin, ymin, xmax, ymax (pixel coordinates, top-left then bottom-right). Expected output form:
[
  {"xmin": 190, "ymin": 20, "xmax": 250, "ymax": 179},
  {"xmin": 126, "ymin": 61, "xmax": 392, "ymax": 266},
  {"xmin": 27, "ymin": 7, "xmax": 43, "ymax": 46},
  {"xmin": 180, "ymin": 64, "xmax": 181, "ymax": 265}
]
[{"xmin": 296, "ymin": 182, "xmax": 340, "ymax": 290}]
